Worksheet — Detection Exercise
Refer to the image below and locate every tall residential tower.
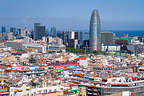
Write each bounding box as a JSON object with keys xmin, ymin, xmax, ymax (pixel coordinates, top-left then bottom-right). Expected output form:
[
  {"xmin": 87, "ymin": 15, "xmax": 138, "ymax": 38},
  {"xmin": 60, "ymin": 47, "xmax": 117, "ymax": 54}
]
[{"xmin": 89, "ymin": 9, "xmax": 101, "ymax": 50}]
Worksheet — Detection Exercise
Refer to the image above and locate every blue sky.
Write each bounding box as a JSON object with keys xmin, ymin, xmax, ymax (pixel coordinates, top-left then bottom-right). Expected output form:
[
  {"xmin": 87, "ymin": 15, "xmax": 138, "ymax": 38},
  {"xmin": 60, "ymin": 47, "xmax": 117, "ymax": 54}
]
[{"xmin": 0, "ymin": 0, "xmax": 144, "ymax": 31}]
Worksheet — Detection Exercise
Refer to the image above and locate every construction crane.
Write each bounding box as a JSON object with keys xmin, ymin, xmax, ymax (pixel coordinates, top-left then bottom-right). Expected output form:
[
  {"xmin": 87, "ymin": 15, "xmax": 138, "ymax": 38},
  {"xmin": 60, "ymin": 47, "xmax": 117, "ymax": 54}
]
[{"xmin": 83, "ymin": 47, "xmax": 92, "ymax": 56}]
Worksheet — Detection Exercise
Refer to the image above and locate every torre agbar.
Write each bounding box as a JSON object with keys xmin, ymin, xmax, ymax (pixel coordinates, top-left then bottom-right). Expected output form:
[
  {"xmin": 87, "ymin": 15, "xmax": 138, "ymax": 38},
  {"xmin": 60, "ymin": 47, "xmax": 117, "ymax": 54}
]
[{"xmin": 89, "ymin": 9, "xmax": 101, "ymax": 50}]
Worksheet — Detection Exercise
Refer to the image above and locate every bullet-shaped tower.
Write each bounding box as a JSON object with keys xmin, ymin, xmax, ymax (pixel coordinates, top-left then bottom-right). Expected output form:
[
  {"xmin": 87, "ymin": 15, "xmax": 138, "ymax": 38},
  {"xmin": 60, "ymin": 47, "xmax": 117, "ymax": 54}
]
[{"xmin": 89, "ymin": 9, "xmax": 101, "ymax": 50}]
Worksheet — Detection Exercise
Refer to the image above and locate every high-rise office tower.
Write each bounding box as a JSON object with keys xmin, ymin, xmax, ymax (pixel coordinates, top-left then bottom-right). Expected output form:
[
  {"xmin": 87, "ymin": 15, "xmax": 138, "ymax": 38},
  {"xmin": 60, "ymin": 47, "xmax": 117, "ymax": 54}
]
[
  {"xmin": 63, "ymin": 31, "xmax": 69, "ymax": 46},
  {"xmin": 63, "ymin": 29, "xmax": 79, "ymax": 48},
  {"xmin": 79, "ymin": 32, "xmax": 89, "ymax": 48},
  {"xmin": 63, "ymin": 29, "xmax": 71, "ymax": 46},
  {"xmin": 101, "ymin": 32, "xmax": 115, "ymax": 45},
  {"xmin": 89, "ymin": 9, "xmax": 101, "ymax": 50},
  {"xmin": 34, "ymin": 23, "xmax": 41, "ymax": 26},
  {"xmin": 1, "ymin": 26, "xmax": 6, "ymax": 37},
  {"xmin": 10, "ymin": 27, "xmax": 17, "ymax": 36},
  {"xmin": 10, "ymin": 27, "xmax": 15, "ymax": 32},
  {"xmin": 50, "ymin": 26, "xmax": 57, "ymax": 37},
  {"xmin": 18, "ymin": 28, "xmax": 21, "ymax": 36},
  {"xmin": 74, "ymin": 32, "xmax": 79, "ymax": 40},
  {"xmin": 1, "ymin": 26, "xmax": 6, "ymax": 33},
  {"xmin": 34, "ymin": 23, "xmax": 46, "ymax": 40},
  {"xmin": 68, "ymin": 31, "xmax": 79, "ymax": 48},
  {"xmin": 34, "ymin": 23, "xmax": 40, "ymax": 40}
]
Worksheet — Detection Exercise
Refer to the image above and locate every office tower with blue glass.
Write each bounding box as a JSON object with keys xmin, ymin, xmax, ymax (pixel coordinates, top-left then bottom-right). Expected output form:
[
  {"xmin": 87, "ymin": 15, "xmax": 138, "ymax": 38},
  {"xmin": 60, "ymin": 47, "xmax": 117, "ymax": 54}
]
[
  {"xmin": 50, "ymin": 26, "xmax": 57, "ymax": 37},
  {"xmin": 34, "ymin": 23, "xmax": 46, "ymax": 40},
  {"xmin": 1, "ymin": 26, "xmax": 6, "ymax": 37},
  {"xmin": 89, "ymin": 9, "xmax": 101, "ymax": 50},
  {"xmin": 10, "ymin": 27, "xmax": 17, "ymax": 36}
]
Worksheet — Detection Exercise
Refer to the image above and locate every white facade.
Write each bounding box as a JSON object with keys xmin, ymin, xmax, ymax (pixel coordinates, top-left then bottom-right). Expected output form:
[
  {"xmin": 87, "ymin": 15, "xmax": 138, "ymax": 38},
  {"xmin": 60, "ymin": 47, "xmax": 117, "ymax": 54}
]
[
  {"xmin": 122, "ymin": 91, "xmax": 131, "ymax": 96},
  {"xmin": 22, "ymin": 44, "xmax": 47, "ymax": 53},
  {"xmin": 102, "ymin": 45, "xmax": 120, "ymax": 52},
  {"xmin": 47, "ymin": 36, "xmax": 53, "ymax": 44},
  {"xmin": 54, "ymin": 37, "xmax": 63, "ymax": 45},
  {"xmin": 78, "ymin": 59, "xmax": 89, "ymax": 68},
  {"xmin": 74, "ymin": 39, "xmax": 78, "ymax": 49},
  {"xmin": 7, "ymin": 32, "xmax": 14, "ymax": 40},
  {"xmin": 10, "ymin": 85, "xmax": 66, "ymax": 96},
  {"xmin": 47, "ymin": 37, "xmax": 65, "ymax": 51},
  {"xmin": 42, "ymin": 37, "xmax": 47, "ymax": 43},
  {"xmin": 21, "ymin": 27, "xmax": 29, "ymax": 37},
  {"xmin": 70, "ymin": 31, "xmax": 75, "ymax": 39},
  {"xmin": 24, "ymin": 37, "xmax": 34, "ymax": 44}
]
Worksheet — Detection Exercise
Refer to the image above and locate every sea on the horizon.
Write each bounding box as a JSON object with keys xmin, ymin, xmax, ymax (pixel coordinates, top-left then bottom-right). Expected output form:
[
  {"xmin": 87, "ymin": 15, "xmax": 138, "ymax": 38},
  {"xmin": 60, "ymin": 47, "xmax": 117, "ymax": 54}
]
[{"xmin": 112, "ymin": 30, "xmax": 144, "ymax": 37}]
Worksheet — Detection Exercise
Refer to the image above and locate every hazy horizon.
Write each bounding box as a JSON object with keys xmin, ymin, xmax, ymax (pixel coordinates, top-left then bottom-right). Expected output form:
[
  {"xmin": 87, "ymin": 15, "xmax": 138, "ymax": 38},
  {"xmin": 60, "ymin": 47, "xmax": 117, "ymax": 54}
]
[{"xmin": 0, "ymin": 0, "xmax": 144, "ymax": 31}]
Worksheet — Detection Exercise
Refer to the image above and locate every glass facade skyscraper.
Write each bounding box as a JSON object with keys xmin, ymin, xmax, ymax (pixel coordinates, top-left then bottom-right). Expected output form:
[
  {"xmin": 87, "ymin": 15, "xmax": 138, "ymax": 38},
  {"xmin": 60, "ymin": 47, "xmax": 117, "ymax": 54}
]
[
  {"xmin": 89, "ymin": 9, "xmax": 101, "ymax": 50},
  {"xmin": 50, "ymin": 27, "xmax": 57, "ymax": 37},
  {"xmin": 34, "ymin": 23, "xmax": 46, "ymax": 40}
]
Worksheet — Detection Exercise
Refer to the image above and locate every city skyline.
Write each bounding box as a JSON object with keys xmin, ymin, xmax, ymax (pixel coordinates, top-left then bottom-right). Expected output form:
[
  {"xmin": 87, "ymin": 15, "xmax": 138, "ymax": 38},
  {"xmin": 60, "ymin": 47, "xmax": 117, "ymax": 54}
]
[
  {"xmin": 1, "ymin": 1, "xmax": 144, "ymax": 96},
  {"xmin": 0, "ymin": 0, "xmax": 144, "ymax": 30}
]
